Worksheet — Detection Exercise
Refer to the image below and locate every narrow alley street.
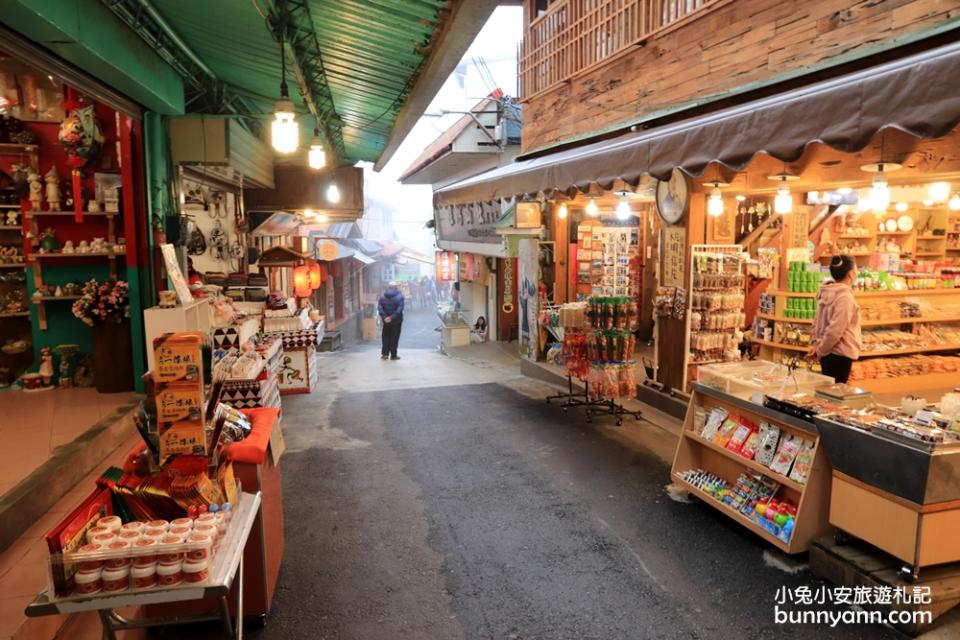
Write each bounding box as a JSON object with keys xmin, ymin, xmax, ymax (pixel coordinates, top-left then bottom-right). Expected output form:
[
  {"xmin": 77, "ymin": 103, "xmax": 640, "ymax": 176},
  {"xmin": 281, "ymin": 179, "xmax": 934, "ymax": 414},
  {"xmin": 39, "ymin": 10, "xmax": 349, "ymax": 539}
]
[{"xmin": 208, "ymin": 309, "xmax": 900, "ymax": 640}]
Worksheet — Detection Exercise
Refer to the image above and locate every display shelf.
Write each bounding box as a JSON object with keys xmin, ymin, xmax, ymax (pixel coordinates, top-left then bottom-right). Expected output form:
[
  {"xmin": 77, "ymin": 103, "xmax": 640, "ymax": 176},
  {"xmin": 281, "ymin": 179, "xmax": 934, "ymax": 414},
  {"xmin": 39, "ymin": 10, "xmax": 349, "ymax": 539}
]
[
  {"xmin": 0, "ymin": 143, "xmax": 38, "ymax": 153},
  {"xmin": 0, "ymin": 204, "xmax": 23, "ymax": 209},
  {"xmin": 0, "ymin": 263, "xmax": 26, "ymax": 269},
  {"xmin": 758, "ymin": 312, "xmax": 960, "ymax": 327},
  {"xmin": 24, "ymin": 211, "xmax": 115, "ymax": 217},
  {"xmin": 770, "ymin": 288, "xmax": 960, "ymax": 299},
  {"xmin": 0, "ymin": 311, "xmax": 30, "ymax": 318},
  {"xmin": 756, "ymin": 338, "xmax": 960, "ymax": 358},
  {"xmin": 855, "ymin": 371, "xmax": 960, "ymax": 394},
  {"xmin": 28, "ymin": 252, "xmax": 117, "ymax": 259},
  {"xmin": 34, "ymin": 295, "xmax": 82, "ymax": 302},
  {"xmin": 757, "ymin": 313, "xmax": 813, "ymax": 324},
  {"xmin": 0, "ymin": 225, "xmax": 22, "ymax": 230},
  {"xmin": 916, "ymin": 252, "xmax": 944, "ymax": 257},
  {"xmin": 670, "ymin": 384, "xmax": 831, "ymax": 554},
  {"xmin": 672, "ymin": 475, "xmax": 791, "ymax": 552},
  {"xmin": 838, "ymin": 234, "xmax": 874, "ymax": 239},
  {"xmin": 683, "ymin": 430, "xmax": 806, "ymax": 492},
  {"xmin": 877, "ymin": 230, "xmax": 912, "ymax": 236},
  {"xmin": 917, "ymin": 235, "xmax": 946, "ymax": 241}
]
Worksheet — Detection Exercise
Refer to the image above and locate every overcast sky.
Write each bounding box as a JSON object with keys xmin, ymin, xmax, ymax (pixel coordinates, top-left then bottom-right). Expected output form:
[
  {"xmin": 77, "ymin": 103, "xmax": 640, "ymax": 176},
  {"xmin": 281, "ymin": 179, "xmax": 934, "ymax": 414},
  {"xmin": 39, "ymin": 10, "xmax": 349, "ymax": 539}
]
[{"xmin": 361, "ymin": 5, "xmax": 523, "ymax": 255}]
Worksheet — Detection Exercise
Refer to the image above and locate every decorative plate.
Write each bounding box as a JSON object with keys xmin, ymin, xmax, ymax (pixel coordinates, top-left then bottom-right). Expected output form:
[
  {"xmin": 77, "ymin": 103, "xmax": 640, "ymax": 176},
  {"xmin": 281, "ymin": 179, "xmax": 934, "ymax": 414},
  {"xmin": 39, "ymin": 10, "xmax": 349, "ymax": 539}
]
[{"xmin": 897, "ymin": 215, "xmax": 914, "ymax": 232}]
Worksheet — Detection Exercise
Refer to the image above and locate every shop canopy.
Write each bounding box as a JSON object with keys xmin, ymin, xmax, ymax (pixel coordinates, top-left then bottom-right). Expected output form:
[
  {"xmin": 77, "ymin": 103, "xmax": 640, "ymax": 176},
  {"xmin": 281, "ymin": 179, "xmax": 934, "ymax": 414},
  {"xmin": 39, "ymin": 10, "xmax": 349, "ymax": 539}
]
[
  {"xmin": 103, "ymin": 0, "xmax": 498, "ymax": 167},
  {"xmin": 435, "ymin": 40, "xmax": 960, "ymax": 207}
]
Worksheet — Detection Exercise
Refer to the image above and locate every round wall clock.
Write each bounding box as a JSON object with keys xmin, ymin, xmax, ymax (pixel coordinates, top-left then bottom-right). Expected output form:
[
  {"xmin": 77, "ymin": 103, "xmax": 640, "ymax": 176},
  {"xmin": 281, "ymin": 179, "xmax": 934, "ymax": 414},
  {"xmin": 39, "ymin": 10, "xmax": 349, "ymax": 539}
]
[{"xmin": 656, "ymin": 168, "xmax": 690, "ymax": 226}]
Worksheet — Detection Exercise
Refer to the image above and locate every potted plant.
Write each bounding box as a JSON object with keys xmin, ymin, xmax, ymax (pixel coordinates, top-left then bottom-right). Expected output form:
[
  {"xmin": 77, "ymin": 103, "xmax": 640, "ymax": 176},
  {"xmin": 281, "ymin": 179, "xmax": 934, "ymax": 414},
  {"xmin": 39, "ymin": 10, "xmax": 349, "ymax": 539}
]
[{"xmin": 71, "ymin": 279, "xmax": 133, "ymax": 392}]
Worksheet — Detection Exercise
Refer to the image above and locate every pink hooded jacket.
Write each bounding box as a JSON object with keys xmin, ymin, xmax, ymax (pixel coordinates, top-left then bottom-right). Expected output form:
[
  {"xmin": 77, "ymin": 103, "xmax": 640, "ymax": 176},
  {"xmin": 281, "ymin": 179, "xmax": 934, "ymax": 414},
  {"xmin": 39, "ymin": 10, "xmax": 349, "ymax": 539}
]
[{"xmin": 811, "ymin": 282, "xmax": 862, "ymax": 360}]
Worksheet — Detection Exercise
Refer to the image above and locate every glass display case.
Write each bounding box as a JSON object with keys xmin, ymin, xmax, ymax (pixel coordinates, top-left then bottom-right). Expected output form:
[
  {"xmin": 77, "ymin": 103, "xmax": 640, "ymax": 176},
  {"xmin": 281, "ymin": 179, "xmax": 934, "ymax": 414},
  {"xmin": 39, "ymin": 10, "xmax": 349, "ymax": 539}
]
[{"xmin": 437, "ymin": 302, "xmax": 468, "ymax": 327}]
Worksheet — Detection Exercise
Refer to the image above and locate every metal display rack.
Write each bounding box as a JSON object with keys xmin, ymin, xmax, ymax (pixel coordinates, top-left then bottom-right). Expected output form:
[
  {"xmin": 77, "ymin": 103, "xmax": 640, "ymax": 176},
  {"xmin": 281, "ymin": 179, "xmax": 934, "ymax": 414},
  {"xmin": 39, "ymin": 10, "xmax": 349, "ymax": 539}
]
[{"xmin": 26, "ymin": 491, "xmax": 262, "ymax": 639}]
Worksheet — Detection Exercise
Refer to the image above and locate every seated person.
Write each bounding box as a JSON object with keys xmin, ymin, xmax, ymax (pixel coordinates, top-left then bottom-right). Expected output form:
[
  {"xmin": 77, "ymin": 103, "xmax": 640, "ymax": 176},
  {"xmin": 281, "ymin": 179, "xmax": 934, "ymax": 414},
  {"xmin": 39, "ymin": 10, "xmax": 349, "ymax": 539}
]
[{"xmin": 470, "ymin": 316, "xmax": 488, "ymax": 343}]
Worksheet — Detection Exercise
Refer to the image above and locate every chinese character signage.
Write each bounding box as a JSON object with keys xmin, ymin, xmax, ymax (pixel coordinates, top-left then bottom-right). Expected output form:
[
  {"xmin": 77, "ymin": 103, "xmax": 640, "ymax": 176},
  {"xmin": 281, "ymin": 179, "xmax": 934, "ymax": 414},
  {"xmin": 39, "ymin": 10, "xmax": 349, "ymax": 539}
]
[
  {"xmin": 515, "ymin": 202, "xmax": 542, "ymax": 229},
  {"xmin": 662, "ymin": 227, "xmax": 686, "ymax": 288},
  {"xmin": 433, "ymin": 202, "xmax": 500, "ymax": 244},
  {"xmin": 436, "ymin": 251, "xmax": 456, "ymax": 282}
]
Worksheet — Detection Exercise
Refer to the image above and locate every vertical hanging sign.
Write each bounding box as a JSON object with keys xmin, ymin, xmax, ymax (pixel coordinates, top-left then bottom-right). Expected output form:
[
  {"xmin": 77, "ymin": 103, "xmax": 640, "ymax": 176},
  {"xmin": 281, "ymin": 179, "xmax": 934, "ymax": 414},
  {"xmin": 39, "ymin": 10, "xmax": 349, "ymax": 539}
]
[{"xmin": 661, "ymin": 227, "xmax": 686, "ymax": 288}]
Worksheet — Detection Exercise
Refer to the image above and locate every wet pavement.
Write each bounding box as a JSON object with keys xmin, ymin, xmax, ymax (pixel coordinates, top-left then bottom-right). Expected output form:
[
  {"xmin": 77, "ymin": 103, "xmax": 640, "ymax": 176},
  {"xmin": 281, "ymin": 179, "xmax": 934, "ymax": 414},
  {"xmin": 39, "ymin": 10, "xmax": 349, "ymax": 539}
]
[{"xmin": 202, "ymin": 309, "xmax": 907, "ymax": 640}]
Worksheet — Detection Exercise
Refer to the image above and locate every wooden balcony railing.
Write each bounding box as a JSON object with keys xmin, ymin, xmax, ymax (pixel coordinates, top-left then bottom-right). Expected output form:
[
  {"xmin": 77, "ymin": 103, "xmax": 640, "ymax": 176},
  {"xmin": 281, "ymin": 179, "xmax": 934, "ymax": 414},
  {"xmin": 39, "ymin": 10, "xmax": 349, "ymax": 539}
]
[{"xmin": 519, "ymin": 0, "xmax": 724, "ymax": 100}]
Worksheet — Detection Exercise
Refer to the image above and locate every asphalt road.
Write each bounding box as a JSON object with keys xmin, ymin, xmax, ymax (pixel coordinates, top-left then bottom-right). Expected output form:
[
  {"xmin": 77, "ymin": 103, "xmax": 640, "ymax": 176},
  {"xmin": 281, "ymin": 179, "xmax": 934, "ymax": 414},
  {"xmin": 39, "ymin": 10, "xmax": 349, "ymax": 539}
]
[{"xmin": 241, "ymin": 381, "xmax": 897, "ymax": 640}]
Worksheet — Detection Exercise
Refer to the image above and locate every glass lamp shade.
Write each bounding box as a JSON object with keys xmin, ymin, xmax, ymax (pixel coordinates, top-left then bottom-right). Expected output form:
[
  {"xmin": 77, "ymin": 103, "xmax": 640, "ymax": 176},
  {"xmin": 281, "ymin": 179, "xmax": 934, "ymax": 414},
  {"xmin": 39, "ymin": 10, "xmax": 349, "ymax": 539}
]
[
  {"xmin": 308, "ymin": 143, "xmax": 326, "ymax": 170},
  {"xmin": 585, "ymin": 198, "xmax": 599, "ymax": 216},
  {"xmin": 271, "ymin": 99, "xmax": 299, "ymax": 154},
  {"xmin": 615, "ymin": 197, "xmax": 631, "ymax": 220}
]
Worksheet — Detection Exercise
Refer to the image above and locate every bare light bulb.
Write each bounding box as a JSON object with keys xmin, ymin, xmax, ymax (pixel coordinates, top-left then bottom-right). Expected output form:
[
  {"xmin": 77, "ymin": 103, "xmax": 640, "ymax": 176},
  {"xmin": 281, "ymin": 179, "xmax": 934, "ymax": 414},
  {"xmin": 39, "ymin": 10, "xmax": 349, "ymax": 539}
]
[
  {"xmin": 615, "ymin": 196, "xmax": 631, "ymax": 220},
  {"xmin": 950, "ymin": 193, "xmax": 960, "ymax": 211},
  {"xmin": 870, "ymin": 172, "xmax": 889, "ymax": 213},
  {"xmin": 303, "ymin": 208, "xmax": 316, "ymax": 219},
  {"xmin": 271, "ymin": 98, "xmax": 299, "ymax": 153},
  {"xmin": 308, "ymin": 143, "xmax": 326, "ymax": 170},
  {"xmin": 326, "ymin": 183, "xmax": 341, "ymax": 203},
  {"xmin": 774, "ymin": 178, "xmax": 792, "ymax": 214},
  {"xmin": 922, "ymin": 199, "xmax": 934, "ymax": 207},
  {"xmin": 557, "ymin": 202, "xmax": 568, "ymax": 220},
  {"xmin": 895, "ymin": 202, "xmax": 908, "ymax": 212},
  {"xmin": 586, "ymin": 198, "xmax": 599, "ymax": 216},
  {"xmin": 707, "ymin": 187, "xmax": 724, "ymax": 217},
  {"xmin": 930, "ymin": 182, "xmax": 951, "ymax": 203},
  {"xmin": 316, "ymin": 213, "xmax": 329, "ymax": 223}
]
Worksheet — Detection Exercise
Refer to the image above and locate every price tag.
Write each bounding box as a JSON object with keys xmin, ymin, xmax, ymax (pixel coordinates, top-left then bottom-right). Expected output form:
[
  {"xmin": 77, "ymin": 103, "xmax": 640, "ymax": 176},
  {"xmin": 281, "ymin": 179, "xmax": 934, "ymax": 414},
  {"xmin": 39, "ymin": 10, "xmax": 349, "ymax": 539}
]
[{"xmin": 915, "ymin": 410, "xmax": 936, "ymax": 426}]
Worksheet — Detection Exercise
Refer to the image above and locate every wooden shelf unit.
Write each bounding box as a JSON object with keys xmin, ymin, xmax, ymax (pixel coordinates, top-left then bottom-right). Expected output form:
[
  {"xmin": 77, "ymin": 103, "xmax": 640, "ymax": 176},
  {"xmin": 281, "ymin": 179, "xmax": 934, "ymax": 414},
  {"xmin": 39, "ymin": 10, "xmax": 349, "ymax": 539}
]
[
  {"xmin": 0, "ymin": 263, "xmax": 25, "ymax": 269},
  {"xmin": 26, "ymin": 204, "xmax": 121, "ymax": 330},
  {"xmin": 0, "ymin": 311, "xmax": 30, "ymax": 318},
  {"xmin": 671, "ymin": 384, "xmax": 832, "ymax": 554}
]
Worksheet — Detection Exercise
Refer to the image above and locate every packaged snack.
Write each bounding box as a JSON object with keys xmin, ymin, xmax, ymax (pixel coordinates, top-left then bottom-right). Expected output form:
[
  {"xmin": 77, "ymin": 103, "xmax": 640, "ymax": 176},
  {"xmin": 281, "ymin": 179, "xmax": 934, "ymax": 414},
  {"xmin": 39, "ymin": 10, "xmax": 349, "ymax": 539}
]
[
  {"xmin": 738, "ymin": 432, "xmax": 761, "ymax": 460},
  {"xmin": 700, "ymin": 407, "xmax": 728, "ymax": 440},
  {"xmin": 131, "ymin": 564, "xmax": 158, "ymax": 590},
  {"xmin": 754, "ymin": 422, "xmax": 781, "ymax": 467},
  {"xmin": 726, "ymin": 422, "xmax": 755, "ymax": 454},
  {"xmin": 101, "ymin": 567, "xmax": 130, "ymax": 592},
  {"xmin": 769, "ymin": 434, "xmax": 801, "ymax": 476},
  {"xmin": 788, "ymin": 440, "xmax": 816, "ymax": 484},
  {"xmin": 153, "ymin": 332, "xmax": 204, "ymax": 383},
  {"xmin": 713, "ymin": 419, "xmax": 738, "ymax": 448}
]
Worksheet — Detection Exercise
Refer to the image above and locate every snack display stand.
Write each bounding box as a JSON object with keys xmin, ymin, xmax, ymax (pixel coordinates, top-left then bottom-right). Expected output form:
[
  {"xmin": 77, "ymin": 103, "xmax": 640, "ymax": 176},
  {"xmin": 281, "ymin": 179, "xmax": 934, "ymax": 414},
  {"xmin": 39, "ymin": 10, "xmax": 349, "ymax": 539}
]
[
  {"xmin": 26, "ymin": 491, "xmax": 262, "ymax": 639},
  {"xmin": 814, "ymin": 411, "xmax": 960, "ymax": 581},
  {"xmin": 671, "ymin": 383, "xmax": 832, "ymax": 553}
]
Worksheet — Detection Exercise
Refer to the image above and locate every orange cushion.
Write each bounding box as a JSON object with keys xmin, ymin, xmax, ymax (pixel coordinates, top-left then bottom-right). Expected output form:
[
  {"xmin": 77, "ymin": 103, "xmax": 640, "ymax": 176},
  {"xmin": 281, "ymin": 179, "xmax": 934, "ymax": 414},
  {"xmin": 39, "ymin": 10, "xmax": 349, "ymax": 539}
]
[{"xmin": 223, "ymin": 408, "xmax": 281, "ymax": 464}]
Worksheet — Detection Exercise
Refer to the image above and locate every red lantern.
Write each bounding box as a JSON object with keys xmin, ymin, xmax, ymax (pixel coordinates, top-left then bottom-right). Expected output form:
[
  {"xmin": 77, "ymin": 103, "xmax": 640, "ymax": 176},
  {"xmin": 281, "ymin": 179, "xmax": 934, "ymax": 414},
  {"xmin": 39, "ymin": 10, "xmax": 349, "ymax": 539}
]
[
  {"xmin": 308, "ymin": 261, "xmax": 322, "ymax": 290},
  {"xmin": 293, "ymin": 264, "xmax": 312, "ymax": 298}
]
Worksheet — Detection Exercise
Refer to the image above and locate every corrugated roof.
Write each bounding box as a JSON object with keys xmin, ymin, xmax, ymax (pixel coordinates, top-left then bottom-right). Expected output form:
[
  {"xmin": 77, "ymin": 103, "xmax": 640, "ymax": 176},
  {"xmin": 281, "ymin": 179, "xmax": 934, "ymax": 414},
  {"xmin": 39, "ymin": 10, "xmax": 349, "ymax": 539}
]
[
  {"xmin": 399, "ymin": 96, "xmax": 496, "ymax": 182},
  {"xmin": 148, "ymin": 0, "xmax": 453, "ymax": 163}
]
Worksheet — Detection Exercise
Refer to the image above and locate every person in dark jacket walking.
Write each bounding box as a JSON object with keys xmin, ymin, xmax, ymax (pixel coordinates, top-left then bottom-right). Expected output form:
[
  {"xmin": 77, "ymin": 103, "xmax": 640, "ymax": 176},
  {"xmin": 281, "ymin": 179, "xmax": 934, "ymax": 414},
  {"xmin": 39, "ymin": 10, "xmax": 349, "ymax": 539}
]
[{"xmin": 378, "ymin": 281, "xmax": 404, "ymax": 360}]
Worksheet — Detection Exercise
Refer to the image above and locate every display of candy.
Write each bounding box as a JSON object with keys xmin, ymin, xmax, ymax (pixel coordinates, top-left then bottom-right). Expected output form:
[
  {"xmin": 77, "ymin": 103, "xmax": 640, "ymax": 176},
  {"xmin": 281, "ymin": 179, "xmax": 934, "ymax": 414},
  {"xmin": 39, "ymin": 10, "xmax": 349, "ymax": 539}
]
[
  {"xmin": 699, "ymin": 407, "xmax": 728, "ymax": 439},
  {"xmin": 787, "ymin": 441, "xmax": 816, "ymax": 485},
  {"xmin": 586, "ymin": 296, "xmax": 638, "ymax": 331},
  {"xmin": 850, "ymin": 354, "xmax": 960, "ymax": 381},
  {"xmin": 562, "ymin": 331, "xmax": 590, "ymax": 381},
  {"xmin": 585, "ymin": 363, "xmax": 637, "ymax": 400}
]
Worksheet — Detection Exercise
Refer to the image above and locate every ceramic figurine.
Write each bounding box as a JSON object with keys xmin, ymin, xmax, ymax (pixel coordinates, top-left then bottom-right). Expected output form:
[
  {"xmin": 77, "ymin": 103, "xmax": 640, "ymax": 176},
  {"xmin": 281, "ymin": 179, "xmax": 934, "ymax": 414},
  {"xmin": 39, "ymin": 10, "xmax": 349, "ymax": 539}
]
[
  {"xmin": 58, "ymin": 357, "xmax": 72, "ymax": 387},
  {"xmin": 39, "ymin": 228, "xmax": 58, "ymax": 253},
  {"xmin": 28, "ymin": 170, "xmax": 42, "ymax": 211},
  {"xmin": 62, "ymin": 240, "xmax": 75, "ymax": 254},
  {"xmin": 6, "ymin": 211, "xmax": 18, "ymax": 226},
  {"xmin": 44, "ymin": 166, "xmax": 61, "ymax": 211},
  {"xmin": 10, "ymin": 163, "xmax": 29, "ymax": 198},
  {"xmin": 31, "ymin": 289, "xmax": 43, "ymax": 303},
  {"xmin": 90, "ymin": 237, "xmax": 106, "ymax": 253},
  {"xmin": 39, "ymin": 346, "xmax": 54, "ymax": 386},
  {"xmin": 77, "ymin": 240, "xmax": 90, "ymax": 254},
  {"xmin": 158, "ymin": 290, "xmax": 178, "ymax": 308},
  {"xmin": 87, "ymin": 199, "xmax": 101, "ymax": 213},
  {"xmin": 54, "ymin": 286, "xmax": 63, "ymax": 297}
]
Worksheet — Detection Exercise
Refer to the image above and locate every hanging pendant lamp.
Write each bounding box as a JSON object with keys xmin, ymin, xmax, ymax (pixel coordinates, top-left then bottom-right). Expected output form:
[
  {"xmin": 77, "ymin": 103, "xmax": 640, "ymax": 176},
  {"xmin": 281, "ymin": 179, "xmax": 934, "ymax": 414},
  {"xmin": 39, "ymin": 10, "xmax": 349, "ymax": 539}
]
[{"xmin": 271, "ymin": 39, "xmax": 299, "ymax": 154}]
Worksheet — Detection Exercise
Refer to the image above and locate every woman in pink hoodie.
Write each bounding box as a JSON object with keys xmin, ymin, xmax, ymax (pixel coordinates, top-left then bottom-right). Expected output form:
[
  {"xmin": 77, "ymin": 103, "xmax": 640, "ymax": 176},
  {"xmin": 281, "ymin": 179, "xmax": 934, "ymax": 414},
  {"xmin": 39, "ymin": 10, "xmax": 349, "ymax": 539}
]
[{"xmin": 806, "ymin": 255, "xmax": 862, "ymax": 383}]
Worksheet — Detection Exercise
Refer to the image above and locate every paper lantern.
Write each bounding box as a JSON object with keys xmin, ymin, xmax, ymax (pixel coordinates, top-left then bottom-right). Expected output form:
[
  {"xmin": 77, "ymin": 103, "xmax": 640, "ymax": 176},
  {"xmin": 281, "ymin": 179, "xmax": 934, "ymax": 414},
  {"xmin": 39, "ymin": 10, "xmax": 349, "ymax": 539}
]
[
  {"xmin": 308, "ymin": 261, "xmax": 322, "ymax": 289},
  {"xmin": 293, "ymin": 265, "xmax": 312, "ymax": 298}
]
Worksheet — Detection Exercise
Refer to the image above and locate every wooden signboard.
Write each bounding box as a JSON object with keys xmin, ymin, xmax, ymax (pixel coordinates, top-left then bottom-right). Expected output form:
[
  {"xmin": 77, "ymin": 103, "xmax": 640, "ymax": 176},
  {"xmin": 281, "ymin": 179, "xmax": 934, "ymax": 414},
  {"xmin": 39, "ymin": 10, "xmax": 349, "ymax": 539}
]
[
  {"xmin": 515, "ymin": 202, "xmax": 542, "ymax": 229},
  {"xmin": 661, "ymin": 226, "xmax": 686, "ymax": 288},
  {"xmin": 790, "ymin": 209, "xmax": 810, "ymax": 248}
]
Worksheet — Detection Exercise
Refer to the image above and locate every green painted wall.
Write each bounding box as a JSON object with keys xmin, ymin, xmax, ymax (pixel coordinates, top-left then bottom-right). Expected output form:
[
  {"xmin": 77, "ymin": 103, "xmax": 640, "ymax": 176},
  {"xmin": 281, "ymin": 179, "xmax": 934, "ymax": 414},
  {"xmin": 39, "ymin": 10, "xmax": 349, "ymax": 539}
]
[{"xmin": 3, "ymin": 0, "xmax": 185, "ymax": 115}]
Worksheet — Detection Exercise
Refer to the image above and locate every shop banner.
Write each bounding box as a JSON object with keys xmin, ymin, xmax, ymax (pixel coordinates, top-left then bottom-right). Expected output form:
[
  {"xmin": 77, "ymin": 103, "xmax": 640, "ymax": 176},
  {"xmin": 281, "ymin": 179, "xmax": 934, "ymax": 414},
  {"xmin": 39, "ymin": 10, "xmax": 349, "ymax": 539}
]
[
  {"xmin": 518, "ymin": 238, "xmax": 540, "ymax": 360},
  {"xmin": 436, "ymin": 251, "xmax": 456, "ymax": 281}
]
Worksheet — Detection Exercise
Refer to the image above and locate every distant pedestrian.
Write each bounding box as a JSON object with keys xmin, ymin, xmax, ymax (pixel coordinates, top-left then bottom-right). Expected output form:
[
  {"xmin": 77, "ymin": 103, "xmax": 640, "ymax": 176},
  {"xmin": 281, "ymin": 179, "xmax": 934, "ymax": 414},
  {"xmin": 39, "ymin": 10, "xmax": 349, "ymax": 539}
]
[{"xmin": 378, "ymin": 281, "xmax": 405, "ymax": 361}]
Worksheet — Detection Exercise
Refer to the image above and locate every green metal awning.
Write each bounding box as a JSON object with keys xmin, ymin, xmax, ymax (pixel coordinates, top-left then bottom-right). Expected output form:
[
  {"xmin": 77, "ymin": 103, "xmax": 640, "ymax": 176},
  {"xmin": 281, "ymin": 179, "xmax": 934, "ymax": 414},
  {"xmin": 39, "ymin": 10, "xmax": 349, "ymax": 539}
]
[{"xmin": 129, "ymin": 0, "xmax": 497, "ymax": 165}]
